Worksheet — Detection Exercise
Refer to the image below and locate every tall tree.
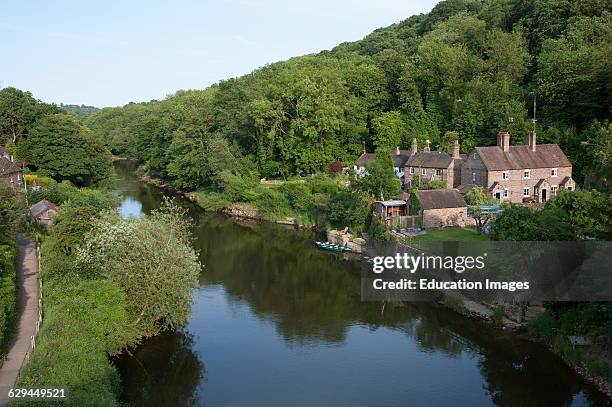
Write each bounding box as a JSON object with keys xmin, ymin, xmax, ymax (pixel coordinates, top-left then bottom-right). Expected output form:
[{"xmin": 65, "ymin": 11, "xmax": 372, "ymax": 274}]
[{"xmin": 22, "ymin": 113, "xmax": 112, "ymax": 186}]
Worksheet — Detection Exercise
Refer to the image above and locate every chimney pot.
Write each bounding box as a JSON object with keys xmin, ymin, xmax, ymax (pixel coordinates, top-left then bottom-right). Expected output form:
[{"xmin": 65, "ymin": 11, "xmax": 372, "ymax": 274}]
[
  {"xmin": 411, "ymin": 138, "xmax": 418, "ymax": 155},
  {"xmin": 525, "ymin": 130, "xmax": 537, "ymax": 152},
  {"xmin": 424, "ymin": 139, "xmax": 431, "ymax": 152},
  {"xmin": 396, "ymin": 146, "xmax": 400, "ymax": 155},
  {"xmin": 453, "ymin": 139, "xmax": 460, "ymax": 159},
  {"xmin": 497, "ymin": 131, "xmax": 510, "ymax": 153}
]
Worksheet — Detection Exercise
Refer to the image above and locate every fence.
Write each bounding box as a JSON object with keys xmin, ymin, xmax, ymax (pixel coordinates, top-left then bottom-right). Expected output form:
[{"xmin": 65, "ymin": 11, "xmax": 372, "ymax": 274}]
[{"xmin": 387, "ymin": 215, "xmax": 423, "ymax": 229}]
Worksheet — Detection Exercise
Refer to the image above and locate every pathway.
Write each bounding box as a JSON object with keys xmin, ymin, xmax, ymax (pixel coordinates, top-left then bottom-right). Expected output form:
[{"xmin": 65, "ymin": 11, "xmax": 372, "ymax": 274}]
[{"xmin": 0, "ymin": 234, "xmax": 39, "ymax": 407}]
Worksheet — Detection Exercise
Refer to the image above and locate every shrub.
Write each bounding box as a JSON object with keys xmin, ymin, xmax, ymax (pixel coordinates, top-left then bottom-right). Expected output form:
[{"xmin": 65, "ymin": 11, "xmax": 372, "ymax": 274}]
[
  {"xmin": 278, "ymin": 182, "xmax": 313, "ymax": 212},
  {"xmin": 255, "ymin": 189, "xmax": 292, "ymax": 219},
  {"xmin": 327, "ymin": 191, "xmax": 369, "ymax": 231},
  {"xmin": 76, "ymin": 203, "xmax": 201, "ymax": 337},
  {"xmin": 0, "ymin": 240, "xmax": 17, "ymax": 362}
]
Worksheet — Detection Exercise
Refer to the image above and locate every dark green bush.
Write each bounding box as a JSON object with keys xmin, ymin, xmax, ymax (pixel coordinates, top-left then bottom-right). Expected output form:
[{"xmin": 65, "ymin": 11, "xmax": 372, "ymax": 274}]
[{"xmin": 0, "ymin": 240, "xmax": 17, "ymax": 362}]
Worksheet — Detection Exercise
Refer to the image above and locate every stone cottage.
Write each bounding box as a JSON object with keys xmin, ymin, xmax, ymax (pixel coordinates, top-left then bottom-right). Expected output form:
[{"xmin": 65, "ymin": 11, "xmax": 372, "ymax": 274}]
[
  {"xmin": 404, "ymin": 139, "xmax": 464, "ymax": 189},
  {"xmin": 416, "ymin": 189, "xmax": 468, "ymax": 228},
  {"xmin": 0, "ymin": 153, "xmax": 23, "ymax": 186},
  {"xmin": 30, "ymin": 199, "xmax": 60, "ymax": 227},
  {"xmin": 461, "ymin": 131, "xmax": 574, "ymax": 203}
]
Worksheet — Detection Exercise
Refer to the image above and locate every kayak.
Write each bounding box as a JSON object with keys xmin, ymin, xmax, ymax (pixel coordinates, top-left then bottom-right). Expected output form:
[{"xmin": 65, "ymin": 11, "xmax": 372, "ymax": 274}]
[{"xmin": 315, "ymin": 241, "xmax": 352, "ymax": 253}]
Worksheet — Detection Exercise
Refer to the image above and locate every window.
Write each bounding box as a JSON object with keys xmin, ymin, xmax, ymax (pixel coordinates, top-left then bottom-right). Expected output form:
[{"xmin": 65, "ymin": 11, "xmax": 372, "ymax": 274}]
[
  {"xmin": 534, "ymin": 186, "xmax": 539, "ymax": 194},
  {"xmin": 435, "ymin": 169, "xmax": 442, "ymax": 176},
  {"xmin": 523, "ymin": 187, "xmax": 530, "ymax": 197},
  {"xmin": 551, "ymin": 168, "xmax": 558, "ymax": 177},
  {"xmin": 421, "ymin": 168, "xmax": 426, "ymax": 176},
  {"xmin": 503, "ymin": 188, "xmax": 509, "ymax": 198},
  {"xmin": 409, "ymin": 167, "xmax": 414, "ymax": 175},
  {"xmin": 567, "ymin": 186, "xmax": 573, "ymax": 191},
  {"xmin": 472, "ymin": 172, "xmax": 476, "ymax": 182},
  {"xmin": 502, "ymin": 171, "xmax": 509, "ymax": 180},
  {"xmin": 551, "ymin": 185, "xmax": 558, "ymax": 196},
  {"xmin": 523, "ymin": 169, "xmax": 531, "ymax": 179}
]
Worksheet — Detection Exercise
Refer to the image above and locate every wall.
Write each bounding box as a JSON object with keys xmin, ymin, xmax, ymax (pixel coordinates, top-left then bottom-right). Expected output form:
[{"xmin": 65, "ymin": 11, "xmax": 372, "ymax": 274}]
[
  {"xmin": 486, "ymin": 166, "xmax": 572, "ymax": 203},
  {"xmin": 422, "ymin": 207, "xmax": 467, "ymax": 228}
]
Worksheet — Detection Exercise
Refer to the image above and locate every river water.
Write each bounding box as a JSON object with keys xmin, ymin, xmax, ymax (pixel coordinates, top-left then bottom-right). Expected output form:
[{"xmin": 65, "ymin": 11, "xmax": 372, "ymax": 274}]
[{"xmin": 112, "ymin": 161, "xmax": 608, "ymax": 407}]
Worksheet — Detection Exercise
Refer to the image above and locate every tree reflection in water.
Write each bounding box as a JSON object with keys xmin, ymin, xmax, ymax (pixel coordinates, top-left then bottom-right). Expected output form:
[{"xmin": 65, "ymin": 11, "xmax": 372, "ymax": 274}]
[
  {"xmin": 114, "ymin": 330, "xmax": 204, "ymax": 407},
  {"xmin": 113, "ymin": 161, "xmax": 608, "ymax": 407}
]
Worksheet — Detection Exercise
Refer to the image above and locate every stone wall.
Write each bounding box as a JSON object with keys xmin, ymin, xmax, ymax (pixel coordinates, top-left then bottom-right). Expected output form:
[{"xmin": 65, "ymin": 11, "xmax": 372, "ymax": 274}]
[{"xmin": 422, "ymin": 207, "xmax": 467, "ymax": 228}]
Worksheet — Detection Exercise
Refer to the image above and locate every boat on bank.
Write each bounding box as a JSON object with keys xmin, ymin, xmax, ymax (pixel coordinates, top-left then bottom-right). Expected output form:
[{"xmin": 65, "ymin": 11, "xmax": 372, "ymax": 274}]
[{"xmin": 314, "ymin": 241, "xmax": 352, "ymax": 253}]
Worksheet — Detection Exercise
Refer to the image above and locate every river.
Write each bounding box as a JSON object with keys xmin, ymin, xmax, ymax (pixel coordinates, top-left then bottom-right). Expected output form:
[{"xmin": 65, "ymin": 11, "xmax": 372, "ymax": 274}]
[{"xmin": 112, "ymin": 160, "xmax": 608, "ymax": 407}]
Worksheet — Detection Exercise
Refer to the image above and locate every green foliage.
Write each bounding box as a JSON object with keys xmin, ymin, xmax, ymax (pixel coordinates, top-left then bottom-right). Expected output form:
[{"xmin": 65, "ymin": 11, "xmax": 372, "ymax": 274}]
[
  {"xmin": 491, "ymin": 205, "xmax": 577, "ymax": 241},
  {"xmin": 0, "ymin": 239, "xmax": 17, "ymax": 362},
  {"xmin": 0, "ymin": 87, "xmax": 59, "ymax": 146},
  {"xmin": 545, "ymin": 189, "xmax": 611, "ymax": 239},
  {"xmin": 60, "ymin": 104, "xmax": 99, "ymax": 117},
  {"xmin": 353, "ymin": 149, "xmax": 401, "ymax": 198},
  {"xmin": 464, "ymin": 186, "xmax": 498, "ymax": 205},
  {"xmin": 15, "ymin": 279, "xmax": 138, "ymax": 407},
  {"xmin": 371, "ymin": 111, "xmax": 405, "ymax": 149},
  {"xmin": 21, "ymin": 114, "xmax": 113, "ymax": 186},
  {"xmin": 326, "ymin": 191, "xmax": 369, "ymax": 231},
  {"xmin": 76, "ymin": 202, "xmax": 201, "ymax": 337},
  {"xmin": 368, "ymin": 214, "xmax": 390, "ymax": 241}
]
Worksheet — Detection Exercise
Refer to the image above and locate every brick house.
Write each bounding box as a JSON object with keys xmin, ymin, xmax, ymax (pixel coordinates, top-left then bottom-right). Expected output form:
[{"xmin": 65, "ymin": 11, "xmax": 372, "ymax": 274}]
[
  {"xmin": 461, "ymin": 131, "xmax": 574, "ymax": 203},
  {"xmin": 404, "ymin": 138, "xmax": 464, "ymax": 189},
  {"xmin": 354, "ymin": 147, "xmax": 412, "ymax": 184},
  {"xmin": 416, "ymin": 189, "xmax": 468, "ymax": 228},
  {"xmin": 0, "ymin": 146, "xmax": 23, "ymax": 186}
]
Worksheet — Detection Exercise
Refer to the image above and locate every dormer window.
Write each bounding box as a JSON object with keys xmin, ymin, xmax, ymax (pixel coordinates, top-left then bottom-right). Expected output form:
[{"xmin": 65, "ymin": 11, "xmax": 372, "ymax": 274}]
[
  {"xmin": 502, "ymin": 171, "xmax": 509, "ymax": 180},
  {"xmin": 551, "ymin": 168, "xmax": 558, "ymax": 177},
  {"xmin": 523, "ymin": 169, "xmax": 531, "ymax": 179}
]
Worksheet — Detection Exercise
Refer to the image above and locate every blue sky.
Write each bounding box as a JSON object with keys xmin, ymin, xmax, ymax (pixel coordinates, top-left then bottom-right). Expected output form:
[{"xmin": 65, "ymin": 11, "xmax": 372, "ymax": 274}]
[{"xmin": 1, "ymin": 0, "xmax": 438, "ymax": 107}]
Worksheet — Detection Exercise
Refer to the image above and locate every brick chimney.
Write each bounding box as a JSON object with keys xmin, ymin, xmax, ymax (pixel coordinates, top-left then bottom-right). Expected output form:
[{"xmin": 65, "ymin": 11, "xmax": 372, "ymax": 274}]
[
  {"xmin": 424, "ymin": 139, "xmax": 431, "ymax": 152},
  {"xmin": 411, "ymin": 138, "xmax": 418, "ymax": 155},
  {"xmin": 395, "ymin": 146, "xmax": 400, "ymax": 155},
  {"xmin": 497, "ymin": 131, "xmax": 510, "ymax": 153},
  {"xmin": 524, "ymin": 130, "xmax": 537, "ymax": 152},
  {"xmin": 453, "ymin": 139, "xmax": 460, "ymax": 159}
]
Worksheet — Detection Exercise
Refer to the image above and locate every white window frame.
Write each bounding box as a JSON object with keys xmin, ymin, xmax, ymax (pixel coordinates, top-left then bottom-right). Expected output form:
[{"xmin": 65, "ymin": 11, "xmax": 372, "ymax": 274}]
[
  {"xmin": 409, "ymin": 167, "xmax": 414, "ymax": 175},
  {"xmin": 523, "ymin": 187, "xmax": 530, "ymax": 197},
  {"xmin": 435, "ymin": 169, "xmax": 442, "ymax": 176},
  {"xmin": 502, "ymin": 171, "xmax": 509, "ymax": 180},
  {"xmin": 523, "ymin": 169, "xmax": 531, "ymax": 179},
  {"xmin": 551, "ymin": 168, "xmax": 558, "ymax": 177},
  {"xmin": 472, "ymin": 172, "xmax": 476, "ymax": 182},
  {"xmin": 421, "ymin": 168, "xmax": 426, "ymax": 176},
  {"xmin": 503, "ymin": 188, "xmax": 509, "ymax": 198}
]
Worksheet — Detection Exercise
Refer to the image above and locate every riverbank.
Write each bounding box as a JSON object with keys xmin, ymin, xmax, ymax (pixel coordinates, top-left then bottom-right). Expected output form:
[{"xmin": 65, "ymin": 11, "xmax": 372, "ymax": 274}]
[
  {"xmin": 136, "ymin": 166, "xmax": 611, "ymax": 401},
  {"xmin": 138, "ymin": 172, "xmax": 317, "ymax": 229}
]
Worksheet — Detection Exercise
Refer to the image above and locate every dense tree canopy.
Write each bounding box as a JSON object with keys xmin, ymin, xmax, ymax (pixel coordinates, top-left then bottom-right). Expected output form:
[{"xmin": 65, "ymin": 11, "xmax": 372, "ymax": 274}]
[
  {"xmin": 22, "ymin": 113, "xmax": 113, "ymax": 186},
  {"xmin": 76, "ymin": 0, "xmax": 610, "ymax": 193}
]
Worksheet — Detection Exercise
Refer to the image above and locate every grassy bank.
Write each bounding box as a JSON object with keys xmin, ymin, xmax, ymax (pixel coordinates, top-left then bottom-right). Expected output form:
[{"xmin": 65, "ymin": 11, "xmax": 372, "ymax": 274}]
[
  {"xmin": 0, "ymin": 237, "xmax": 17, "ymax": 366},
  {"xmin": 12, "ymin": 183, "xmax": 201, "ymax": 406},
  {"xmin": 529, "ymin": 304, "xmax": 612, "ymax": 383}
]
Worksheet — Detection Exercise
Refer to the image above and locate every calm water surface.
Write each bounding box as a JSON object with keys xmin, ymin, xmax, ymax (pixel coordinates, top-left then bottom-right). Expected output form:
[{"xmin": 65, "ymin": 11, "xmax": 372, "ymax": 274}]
[{"xmin": 112, "ymin": 161, "xmax": 608, "ymax": 407}]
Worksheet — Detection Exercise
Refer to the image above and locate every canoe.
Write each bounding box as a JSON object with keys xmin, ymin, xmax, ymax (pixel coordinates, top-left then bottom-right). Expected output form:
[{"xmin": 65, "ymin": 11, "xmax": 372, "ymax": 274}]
[{"xmin": 314, "ymin": 241, "xmax": 352, "ymax": 253}]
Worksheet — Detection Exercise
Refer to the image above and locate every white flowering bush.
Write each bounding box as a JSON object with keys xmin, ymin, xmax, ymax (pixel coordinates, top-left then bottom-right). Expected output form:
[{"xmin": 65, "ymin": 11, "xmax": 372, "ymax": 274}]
[{"xmin": 76, "ymin": 200, "xmax": 201, "ymax": 337}]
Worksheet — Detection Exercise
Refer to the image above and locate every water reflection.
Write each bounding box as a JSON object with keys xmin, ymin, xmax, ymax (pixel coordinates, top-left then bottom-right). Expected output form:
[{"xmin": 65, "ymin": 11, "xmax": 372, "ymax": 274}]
[{"xmin": 112, "ymin": 161, "xmax": 608, "ymax": 407}]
